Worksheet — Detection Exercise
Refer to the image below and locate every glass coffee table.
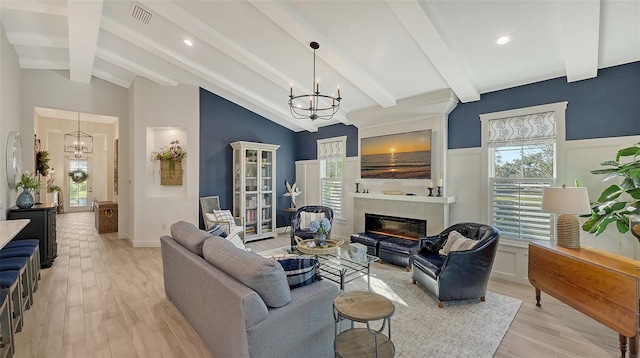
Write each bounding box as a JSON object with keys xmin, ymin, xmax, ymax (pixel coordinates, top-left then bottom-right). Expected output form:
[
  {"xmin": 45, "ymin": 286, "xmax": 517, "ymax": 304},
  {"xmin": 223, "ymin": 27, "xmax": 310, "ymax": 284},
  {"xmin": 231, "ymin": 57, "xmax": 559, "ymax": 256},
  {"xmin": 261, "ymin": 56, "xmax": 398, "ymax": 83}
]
[{"xmin": 259, "ymin": 244, "xmax": 379, "ymax": 291}]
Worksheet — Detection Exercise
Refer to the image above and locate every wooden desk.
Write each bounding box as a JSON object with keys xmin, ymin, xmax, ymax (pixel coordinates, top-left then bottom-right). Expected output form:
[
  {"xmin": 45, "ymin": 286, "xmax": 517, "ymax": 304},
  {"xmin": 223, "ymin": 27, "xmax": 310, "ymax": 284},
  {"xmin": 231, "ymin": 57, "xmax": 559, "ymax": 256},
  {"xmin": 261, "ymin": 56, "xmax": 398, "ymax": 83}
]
[
  {"xmin": 0, "ymin": 219, "xmax": 30, "ymax": 249},
  {"xmin": 528, "ymin": 241, "xmax": 640, "ymax": 358}
]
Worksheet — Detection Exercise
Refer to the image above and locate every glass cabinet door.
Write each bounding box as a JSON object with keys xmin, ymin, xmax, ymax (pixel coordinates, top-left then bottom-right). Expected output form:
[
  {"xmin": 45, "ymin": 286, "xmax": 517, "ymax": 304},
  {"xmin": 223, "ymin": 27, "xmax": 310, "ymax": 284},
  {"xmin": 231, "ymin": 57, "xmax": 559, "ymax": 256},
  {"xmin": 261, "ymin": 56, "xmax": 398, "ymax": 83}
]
[
  {"xmin": 261, "ymin": 193, "xmax": 273, "ymax": 233},
  {"xmin": 245, "ymin": 149, "xmax": 258, "ymax": 192},
  {"xmin": 245, "ymin": 193, "xmax": 258, "ymax": 236},
  {"xmin": 261, "ymin": 150, "xmax": 273, "ymax": 192}
]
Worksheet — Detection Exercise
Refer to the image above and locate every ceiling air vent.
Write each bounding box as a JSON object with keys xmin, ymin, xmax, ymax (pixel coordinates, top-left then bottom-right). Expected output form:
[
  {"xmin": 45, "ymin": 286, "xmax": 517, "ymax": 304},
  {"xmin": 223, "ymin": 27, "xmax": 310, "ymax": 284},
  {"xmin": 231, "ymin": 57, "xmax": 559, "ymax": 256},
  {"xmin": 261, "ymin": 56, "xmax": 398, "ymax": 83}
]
[{"xmin": 130, "ymin": 3, "xmax": 153, "ymax": 25}]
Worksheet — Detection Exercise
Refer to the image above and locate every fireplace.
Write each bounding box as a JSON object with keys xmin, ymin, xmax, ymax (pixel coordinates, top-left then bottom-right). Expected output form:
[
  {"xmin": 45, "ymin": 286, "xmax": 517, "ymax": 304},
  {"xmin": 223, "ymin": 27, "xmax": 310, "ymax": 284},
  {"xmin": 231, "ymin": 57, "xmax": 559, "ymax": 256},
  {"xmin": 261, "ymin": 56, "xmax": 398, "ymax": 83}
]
[{"xmin": 365, "ymin": 213, "xmax": 426, "ymax": 241}]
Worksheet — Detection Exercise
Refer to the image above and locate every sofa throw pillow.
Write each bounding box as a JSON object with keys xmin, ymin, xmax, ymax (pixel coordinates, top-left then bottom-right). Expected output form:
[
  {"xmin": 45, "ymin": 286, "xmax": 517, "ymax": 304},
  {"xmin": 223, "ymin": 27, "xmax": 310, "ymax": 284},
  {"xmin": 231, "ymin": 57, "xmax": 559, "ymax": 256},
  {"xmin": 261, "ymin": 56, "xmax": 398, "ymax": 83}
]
[
  {"xmin": 206, "ymin": 223, "xmax": 228, "ymax": 238},
  {"xmin": 439, "ymin": 230, "xmax": 478, "ymax": 256},
  {"xmin": 213, "ymin": 209, "xmax": 235, "ymax": 224},
  {"xmin": 277, "ymin": 258, "xmax": 321, "ymax": 289},
  {"xmin": 202, "ymin": 236, "xmax": 291, "ymax": 308},
  {"xmin": 170, "ymin": 221, "xmax": 212, "ymax": 257},
  {"xmin": 300, "ymin": 212, "xmax": 325, "ymax": 229}
]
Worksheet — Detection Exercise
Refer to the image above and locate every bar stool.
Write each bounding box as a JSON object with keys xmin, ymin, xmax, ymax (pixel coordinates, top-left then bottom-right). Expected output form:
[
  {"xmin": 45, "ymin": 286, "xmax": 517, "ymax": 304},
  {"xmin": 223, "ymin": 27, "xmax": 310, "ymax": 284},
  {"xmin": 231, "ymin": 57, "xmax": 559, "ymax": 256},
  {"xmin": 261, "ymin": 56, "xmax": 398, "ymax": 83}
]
[
  {"xmin": 0, "ymin": 289, "xmax": 12, "ymax": 357},
  {"xmin": 0, "ymin": 271, "xmax": 23, "ymax": 337},
  {"xmin": 0, "ymin": 248, "xmax": 36, "ymax": 308},
  {"xmin": 0, "ymin": 257, "xmax": 31, "ymax": 312},
  {"xmin": 4, "ymin": 240, "xmax": 40, "ymax": 292}
]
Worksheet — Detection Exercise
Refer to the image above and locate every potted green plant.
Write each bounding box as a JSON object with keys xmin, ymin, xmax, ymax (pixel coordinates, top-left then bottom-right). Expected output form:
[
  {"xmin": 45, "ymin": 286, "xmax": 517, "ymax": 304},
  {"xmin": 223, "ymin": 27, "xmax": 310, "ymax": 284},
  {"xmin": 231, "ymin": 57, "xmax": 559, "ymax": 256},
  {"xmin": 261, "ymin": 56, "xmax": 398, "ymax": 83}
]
[
  {"xmin": 15, "ymin": 172, "xmax": 41, "ymax": 209},
  {"xmin": 582, "ymin": 142, "xmax": 640, "ymax": 240}
]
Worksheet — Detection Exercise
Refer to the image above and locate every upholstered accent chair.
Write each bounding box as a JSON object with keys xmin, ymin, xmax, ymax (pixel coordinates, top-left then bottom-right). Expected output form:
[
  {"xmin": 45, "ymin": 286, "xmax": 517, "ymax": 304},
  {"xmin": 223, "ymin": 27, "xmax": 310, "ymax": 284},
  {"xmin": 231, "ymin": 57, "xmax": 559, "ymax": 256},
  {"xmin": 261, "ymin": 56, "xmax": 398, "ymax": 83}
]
[
  {"xmin": 410, "ymin": 223, "xmax": 500, "ymax": 308},
  {"xmin": 199, "ymin": 196, "xmax": 244, "ymax": 246},
  {"xmin": 290, "ymin": 206, "xmax": 333, "ymax": 247}
]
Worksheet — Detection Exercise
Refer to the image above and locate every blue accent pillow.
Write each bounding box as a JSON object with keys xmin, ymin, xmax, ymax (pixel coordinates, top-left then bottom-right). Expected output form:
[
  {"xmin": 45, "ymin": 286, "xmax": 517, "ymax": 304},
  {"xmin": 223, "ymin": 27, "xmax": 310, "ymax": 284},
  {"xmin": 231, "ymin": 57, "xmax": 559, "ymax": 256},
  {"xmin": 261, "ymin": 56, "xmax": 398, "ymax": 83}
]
[
  {"xmin": 206, "ymin": 223, "xmax": 228, "ymax": 238},
  {"xmin": 277, "ymin": 258, "xmax": 321, "ymax": 289}
]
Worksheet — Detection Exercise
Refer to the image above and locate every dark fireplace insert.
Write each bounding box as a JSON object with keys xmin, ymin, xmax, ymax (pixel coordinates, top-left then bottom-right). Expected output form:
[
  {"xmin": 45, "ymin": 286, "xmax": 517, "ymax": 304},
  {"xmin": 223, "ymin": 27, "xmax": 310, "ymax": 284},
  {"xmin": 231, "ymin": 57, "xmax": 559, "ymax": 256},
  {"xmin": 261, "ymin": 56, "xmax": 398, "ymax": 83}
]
[{"xmin": 365, "ymin": 213, "xmax": 427, "ymax": 241}]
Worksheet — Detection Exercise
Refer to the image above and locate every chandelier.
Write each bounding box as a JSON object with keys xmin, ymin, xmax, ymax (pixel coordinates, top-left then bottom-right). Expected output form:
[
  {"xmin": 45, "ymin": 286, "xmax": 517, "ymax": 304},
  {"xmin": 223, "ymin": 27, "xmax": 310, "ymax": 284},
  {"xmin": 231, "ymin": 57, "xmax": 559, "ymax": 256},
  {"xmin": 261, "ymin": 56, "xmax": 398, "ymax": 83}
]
[
  {"xmin": 64, "ymin": 113, "xmax": 93, "ymax": 158},
  {"xmin": 289, "ymin": 41, "xmax": 341, "ymax": 121}
]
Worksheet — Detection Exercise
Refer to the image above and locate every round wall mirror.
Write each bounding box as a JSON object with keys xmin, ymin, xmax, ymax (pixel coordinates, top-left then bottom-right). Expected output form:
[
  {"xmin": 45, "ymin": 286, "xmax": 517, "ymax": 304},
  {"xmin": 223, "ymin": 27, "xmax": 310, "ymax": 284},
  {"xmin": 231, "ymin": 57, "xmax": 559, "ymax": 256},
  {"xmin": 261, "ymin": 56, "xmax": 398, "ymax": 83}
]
[{"xmin": 6, "ymin": 131, "xmax": 23, "ymax": 189}]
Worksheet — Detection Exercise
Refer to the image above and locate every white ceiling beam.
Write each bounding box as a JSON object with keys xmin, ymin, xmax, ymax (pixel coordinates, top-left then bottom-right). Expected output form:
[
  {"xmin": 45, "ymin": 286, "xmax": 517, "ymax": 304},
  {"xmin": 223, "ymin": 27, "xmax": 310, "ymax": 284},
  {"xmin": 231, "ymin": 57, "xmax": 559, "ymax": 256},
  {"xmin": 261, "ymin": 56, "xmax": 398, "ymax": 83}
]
[
  {"xmin": 387, "ymin": 0, "xmax": 480, "ymax": 103},
  {"xmin": 19, "ymin": 59, "xmax": 69, "ymax": 70},
  {"xmin": 0, "ymin": 1, "xmax": 67, "ymax": 16},
  {"xmin": 555, "ymin": 0, "xmax": 601, "ymax": 82},
  {"xmin": 92, "ymin": 69, "xmax": 132, "ymax": 89},
  {"xmin": 67, "ymin": 0, "xmax": 103, "ymax": 84},
  {"xmin": 100, "ymin": 16, "xmax": 316, "ymax": 132},
  {"xmin": 139, "ymin": 1, "xmax": 335, "ymax": 128},
  {"xmin": 5, "ymin": 32, "xmax": 68, "ymax": 48},
  {"xmin": 95, "ymin": 47, "xmax": 178, "ymax": 86},
  {"xmin": 250, "ymin": 0, "xmax": 396, "ymax": 110}
]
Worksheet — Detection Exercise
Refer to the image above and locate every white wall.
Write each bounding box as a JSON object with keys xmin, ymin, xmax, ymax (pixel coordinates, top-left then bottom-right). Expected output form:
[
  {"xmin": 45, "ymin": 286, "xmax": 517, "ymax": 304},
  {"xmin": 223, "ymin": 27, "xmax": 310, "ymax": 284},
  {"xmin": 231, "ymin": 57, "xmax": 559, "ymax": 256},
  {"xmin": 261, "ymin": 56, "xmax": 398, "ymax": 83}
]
[
  {"xmin": 448, "ymin": 135, "xmax": 640, "ymax": 285},
  {"xmin": 0, "ymin": 23, "xmax": 22, "ymax": 219},
  {"xmin": 130, "ymin": 78, "xmax": 199, "ymax": 247}
]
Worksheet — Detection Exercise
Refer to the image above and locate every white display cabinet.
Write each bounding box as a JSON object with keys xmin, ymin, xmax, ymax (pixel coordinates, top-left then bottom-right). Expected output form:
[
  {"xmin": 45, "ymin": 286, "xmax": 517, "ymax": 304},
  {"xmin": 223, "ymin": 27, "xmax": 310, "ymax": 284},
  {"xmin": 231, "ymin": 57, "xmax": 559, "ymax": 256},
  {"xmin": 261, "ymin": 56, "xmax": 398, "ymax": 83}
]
[{"xmin": 230, "ymin": 141, "xmax": 280, "ymax": 242}]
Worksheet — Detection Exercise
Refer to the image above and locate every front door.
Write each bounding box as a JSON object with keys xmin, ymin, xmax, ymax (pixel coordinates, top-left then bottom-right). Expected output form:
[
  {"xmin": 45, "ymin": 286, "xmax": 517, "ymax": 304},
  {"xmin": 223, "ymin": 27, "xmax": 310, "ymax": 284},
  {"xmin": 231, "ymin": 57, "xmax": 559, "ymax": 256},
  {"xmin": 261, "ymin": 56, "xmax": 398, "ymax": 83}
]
[{"xmin": 66, "ymin": 159, "xmax": 93, "ymax": 212}]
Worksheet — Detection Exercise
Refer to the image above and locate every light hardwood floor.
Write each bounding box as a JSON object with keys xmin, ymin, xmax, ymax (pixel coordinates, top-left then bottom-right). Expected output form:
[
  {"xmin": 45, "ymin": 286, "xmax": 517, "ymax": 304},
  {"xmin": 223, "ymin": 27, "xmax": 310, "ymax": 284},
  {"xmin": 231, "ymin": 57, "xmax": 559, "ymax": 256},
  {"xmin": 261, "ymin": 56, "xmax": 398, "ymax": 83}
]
[{"xmin": 11, "ymin": 212, "xmax": 620, "ymax": 357}]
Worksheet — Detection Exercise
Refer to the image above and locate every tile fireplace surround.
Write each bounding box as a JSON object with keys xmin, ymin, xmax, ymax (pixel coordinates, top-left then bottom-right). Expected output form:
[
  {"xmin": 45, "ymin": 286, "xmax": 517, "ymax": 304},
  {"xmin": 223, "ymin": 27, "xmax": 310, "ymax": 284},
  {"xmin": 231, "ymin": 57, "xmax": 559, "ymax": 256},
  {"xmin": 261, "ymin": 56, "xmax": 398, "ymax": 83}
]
[{"xmin": 352, "ymin": 193, "xmax": 455, "ymax": 237}]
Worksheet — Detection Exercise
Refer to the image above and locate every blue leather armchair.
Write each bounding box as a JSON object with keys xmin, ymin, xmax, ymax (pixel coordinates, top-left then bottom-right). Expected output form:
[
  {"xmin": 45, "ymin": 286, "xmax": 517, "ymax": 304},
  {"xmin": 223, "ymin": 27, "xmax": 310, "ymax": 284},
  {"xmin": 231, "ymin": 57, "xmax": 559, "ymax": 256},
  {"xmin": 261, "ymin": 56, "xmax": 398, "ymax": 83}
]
[
  {"xmin": 410, "ymin": 223, "xmax": 500, "ymax": 308},
  {"xmin": 290, "ymin": 206, "xmax": 333, "ymax": 247}
]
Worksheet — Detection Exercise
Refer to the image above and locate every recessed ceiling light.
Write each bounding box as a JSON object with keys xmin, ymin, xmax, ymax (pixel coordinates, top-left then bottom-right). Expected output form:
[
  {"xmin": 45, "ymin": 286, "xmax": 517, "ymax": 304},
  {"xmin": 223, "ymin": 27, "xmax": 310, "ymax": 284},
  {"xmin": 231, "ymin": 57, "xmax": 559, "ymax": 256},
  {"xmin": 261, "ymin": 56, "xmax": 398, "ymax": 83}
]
[
  {"xmin": 184, "ymin": 39, "xmax": 193, "ymax": 47},
  {"xmin": 496, "ymin": 35, "xmax": 512, "ymax": 46}
]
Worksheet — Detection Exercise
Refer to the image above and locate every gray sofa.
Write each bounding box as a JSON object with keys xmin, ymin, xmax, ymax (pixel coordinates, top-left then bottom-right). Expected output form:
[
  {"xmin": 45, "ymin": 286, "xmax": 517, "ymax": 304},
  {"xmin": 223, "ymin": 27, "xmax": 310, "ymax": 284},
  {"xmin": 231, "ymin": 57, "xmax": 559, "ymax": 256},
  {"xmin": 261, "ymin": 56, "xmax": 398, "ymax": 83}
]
[{"xmin": 161, "ymin": 221, "xmax": 342, "ymax": 358}]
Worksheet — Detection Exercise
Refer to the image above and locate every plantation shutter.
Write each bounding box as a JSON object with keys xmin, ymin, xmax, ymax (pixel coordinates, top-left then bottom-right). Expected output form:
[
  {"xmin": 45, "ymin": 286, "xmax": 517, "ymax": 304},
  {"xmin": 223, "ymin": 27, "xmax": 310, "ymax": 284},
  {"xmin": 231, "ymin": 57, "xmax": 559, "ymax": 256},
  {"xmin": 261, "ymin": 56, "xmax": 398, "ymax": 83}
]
[
  {"xmin": 318, "ymin": 138, "xmax": 344, "ymax": 218},
  {"xmin": 487, "ymin": 111, "xmax": 556, "ymax": 147},
  {"xmin": 491, "ymin": 178, "xmax": 552, "ymax": 240}
]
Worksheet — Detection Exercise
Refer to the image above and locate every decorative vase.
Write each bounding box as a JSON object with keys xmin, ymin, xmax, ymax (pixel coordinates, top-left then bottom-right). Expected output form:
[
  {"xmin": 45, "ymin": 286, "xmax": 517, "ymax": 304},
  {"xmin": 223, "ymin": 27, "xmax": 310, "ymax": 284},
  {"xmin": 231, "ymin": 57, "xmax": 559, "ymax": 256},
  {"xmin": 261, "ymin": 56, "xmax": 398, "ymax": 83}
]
[
  {"xmin": 314, "ymin": 232, "xmax": 327, "ymax": 246},
  {"xmin": 16, "ymin": 190, "xmax": 34, "ymax": 209}
]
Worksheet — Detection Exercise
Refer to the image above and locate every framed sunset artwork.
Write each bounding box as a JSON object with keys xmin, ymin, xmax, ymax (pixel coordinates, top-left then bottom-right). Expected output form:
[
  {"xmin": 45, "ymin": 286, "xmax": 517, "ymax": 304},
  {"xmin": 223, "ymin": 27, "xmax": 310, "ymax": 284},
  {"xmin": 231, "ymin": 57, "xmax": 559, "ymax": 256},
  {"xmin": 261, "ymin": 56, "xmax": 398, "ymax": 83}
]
[{"xmin": 360, "ymin": 130, "xmax": 432, "ymax": 179}]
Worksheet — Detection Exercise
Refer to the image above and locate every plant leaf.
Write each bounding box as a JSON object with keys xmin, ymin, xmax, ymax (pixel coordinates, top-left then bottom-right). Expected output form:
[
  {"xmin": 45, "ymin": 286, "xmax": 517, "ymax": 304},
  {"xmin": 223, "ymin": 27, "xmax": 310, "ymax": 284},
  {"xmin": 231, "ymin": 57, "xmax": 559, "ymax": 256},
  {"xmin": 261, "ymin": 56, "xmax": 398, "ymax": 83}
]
[
  {"xmin": 582, "ymin": 216, "xmax": 602, "ymax": 234},
  {"xmin": 597, "ymin": 185, "xmax": 622, "ymax": 202},
  {"xmin": 616, "ymin": 145, "xmax": 640, "ymax": 161},
  {"xmin": 591, "ymin": 168, "xmax": 621, "ymax": 175},
  {"xmin": 628, "ymin": 188, "xmax": 640, "ymax": 200},
  {"xmin": 611, "ymin": 201, "xmax": 628, "ymax": 211},
  {"xmin": 596, "ymin": 216, "xmax": 617, "ymax": 235},
  {"xmin": 616, "ymin": 219, "xmax": 630, "ymax": 234}
]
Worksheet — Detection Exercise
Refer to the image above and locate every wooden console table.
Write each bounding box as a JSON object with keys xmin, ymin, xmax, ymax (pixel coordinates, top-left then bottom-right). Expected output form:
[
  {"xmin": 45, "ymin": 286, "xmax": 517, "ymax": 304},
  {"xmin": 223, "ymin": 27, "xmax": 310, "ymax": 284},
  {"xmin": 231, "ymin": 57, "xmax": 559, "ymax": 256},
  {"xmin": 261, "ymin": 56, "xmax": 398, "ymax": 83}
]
[{"xmin": 528, "ymin": 241, "xmax": 640, "ymax": 358}]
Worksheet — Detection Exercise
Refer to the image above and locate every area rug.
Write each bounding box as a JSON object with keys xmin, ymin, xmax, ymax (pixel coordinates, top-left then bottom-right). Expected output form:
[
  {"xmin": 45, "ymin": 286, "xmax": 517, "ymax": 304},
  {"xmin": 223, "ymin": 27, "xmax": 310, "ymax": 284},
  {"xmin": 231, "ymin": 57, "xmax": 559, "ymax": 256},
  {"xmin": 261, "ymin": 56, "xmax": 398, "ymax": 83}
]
[{"xmin": 345, "ymin": 263, "xmax": 522, "ymax": 358}]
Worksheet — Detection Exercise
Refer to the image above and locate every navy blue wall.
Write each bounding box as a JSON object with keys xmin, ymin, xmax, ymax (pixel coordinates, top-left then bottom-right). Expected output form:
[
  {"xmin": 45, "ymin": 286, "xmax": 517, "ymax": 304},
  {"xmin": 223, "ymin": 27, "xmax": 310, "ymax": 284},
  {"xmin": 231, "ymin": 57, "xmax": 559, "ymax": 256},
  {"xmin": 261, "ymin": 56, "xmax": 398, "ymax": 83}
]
[
  {"xmin": 449, "ymin": 61, "xmax": 640, "ymax": 149},
  {"xmin": 294, "ymin": 123, "xmax": 359, "ymax": 160},
  {"xmin": 199, "ymin": 88, "xmax": 296, "ymax": 228}
]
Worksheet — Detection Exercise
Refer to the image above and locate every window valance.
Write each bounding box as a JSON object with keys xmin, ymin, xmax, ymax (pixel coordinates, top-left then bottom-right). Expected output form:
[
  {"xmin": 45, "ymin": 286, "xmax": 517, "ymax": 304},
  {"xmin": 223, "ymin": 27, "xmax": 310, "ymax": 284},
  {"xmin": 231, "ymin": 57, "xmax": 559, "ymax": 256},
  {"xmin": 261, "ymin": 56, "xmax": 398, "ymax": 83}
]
[
  {"xmin": 487, "ymin": 111, "xmax": 556, "ymax": 147},
  {"xmin": 317, "ymin": 139, "xmax": 345, "ymax": 159}
]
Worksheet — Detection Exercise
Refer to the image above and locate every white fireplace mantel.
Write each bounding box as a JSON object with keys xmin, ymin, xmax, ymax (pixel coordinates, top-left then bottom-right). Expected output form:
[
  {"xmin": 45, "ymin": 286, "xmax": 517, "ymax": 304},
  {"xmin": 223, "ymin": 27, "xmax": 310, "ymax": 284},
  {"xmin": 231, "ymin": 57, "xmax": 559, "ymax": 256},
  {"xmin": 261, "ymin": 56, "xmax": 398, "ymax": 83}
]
[{"xmin": 351, "ymin": 193, "xmax": 455, "ymax": 204}]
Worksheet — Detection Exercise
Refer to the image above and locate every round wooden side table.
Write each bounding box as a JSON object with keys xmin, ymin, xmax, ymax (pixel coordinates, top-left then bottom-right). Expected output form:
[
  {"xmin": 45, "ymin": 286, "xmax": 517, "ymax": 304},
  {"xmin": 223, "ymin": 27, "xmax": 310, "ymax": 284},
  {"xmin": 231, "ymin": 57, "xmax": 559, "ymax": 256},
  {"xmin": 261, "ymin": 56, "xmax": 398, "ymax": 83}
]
[{"xmin": 334, "ymin": 291, "xmax": 395, "ymax": 358}]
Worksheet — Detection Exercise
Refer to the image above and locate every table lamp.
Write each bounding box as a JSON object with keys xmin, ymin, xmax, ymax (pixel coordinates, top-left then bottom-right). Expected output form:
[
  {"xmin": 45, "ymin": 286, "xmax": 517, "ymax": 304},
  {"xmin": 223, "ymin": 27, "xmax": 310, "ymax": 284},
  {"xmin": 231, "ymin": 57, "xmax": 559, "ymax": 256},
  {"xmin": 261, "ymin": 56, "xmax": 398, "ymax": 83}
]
[{"xmin": 541, "ymin": 185, "xmax": 590, "ymax": 249}]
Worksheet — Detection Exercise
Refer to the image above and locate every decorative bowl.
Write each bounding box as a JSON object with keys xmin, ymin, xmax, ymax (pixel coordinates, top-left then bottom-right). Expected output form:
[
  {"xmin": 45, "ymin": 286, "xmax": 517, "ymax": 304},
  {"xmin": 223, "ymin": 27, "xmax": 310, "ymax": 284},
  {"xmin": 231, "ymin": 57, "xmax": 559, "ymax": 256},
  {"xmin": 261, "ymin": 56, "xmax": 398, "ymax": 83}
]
[{"xmin": 382, "ymin": 190, "xmax": 404, "ymax": 195}]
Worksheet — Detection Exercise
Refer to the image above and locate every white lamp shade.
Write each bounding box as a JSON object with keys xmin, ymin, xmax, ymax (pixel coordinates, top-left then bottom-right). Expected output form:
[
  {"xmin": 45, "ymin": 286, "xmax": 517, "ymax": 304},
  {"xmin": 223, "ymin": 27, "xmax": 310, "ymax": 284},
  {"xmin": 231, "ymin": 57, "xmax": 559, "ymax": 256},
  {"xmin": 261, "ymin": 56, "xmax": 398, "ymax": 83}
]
[{"xmin": 541, "ymin": 186, "xmax": 591, "ymax": 215}]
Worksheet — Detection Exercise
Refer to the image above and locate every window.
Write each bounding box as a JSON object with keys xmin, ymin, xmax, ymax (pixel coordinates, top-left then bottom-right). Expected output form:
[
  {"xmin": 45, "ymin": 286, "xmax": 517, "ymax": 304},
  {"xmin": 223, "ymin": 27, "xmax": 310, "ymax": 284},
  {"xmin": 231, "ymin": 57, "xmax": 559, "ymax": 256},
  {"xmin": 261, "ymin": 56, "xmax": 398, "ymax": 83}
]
[
  {"xmin": 318, "ymin": 137, "xmax": 346, "ymax": 219},
  {"xmin": 486, "ymin": 111, "xmax": 558, "ymax": 241}
]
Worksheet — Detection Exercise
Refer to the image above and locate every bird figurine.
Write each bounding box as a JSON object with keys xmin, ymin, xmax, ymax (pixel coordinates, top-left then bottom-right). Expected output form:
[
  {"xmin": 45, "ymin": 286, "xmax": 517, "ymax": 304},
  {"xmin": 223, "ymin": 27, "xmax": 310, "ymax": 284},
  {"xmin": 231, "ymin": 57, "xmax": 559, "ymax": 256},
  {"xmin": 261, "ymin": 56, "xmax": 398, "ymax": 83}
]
[{"xmin": 283, "ymin": 180, "xmax": 302, "ymax": 208}]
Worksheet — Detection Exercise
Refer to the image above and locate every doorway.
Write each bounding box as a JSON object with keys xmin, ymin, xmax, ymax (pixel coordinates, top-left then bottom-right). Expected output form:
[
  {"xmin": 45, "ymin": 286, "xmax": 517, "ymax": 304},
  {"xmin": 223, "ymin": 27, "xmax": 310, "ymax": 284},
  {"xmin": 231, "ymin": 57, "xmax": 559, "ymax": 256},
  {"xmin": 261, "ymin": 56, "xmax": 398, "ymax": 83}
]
[{"xmin": 33, "ymin": 107, "xmax": 119, "ymax": 212}]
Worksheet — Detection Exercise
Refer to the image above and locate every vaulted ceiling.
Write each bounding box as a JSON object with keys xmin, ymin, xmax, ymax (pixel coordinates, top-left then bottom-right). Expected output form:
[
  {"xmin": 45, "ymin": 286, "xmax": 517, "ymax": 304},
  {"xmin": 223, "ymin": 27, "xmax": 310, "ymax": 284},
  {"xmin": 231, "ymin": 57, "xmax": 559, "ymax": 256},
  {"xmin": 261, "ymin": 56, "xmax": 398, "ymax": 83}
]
[{"xmin": 1, "ymin": 1, "xmax": 639, "ymax": 132}]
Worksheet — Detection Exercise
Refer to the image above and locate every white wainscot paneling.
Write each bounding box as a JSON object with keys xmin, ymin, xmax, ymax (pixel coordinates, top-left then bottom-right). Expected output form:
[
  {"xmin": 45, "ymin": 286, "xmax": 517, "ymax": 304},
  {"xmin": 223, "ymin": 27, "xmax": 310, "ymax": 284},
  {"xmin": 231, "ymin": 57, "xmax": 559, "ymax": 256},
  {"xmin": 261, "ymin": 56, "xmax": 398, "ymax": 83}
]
[{"xmin": 491, "ymin": 240, "xmax": 530, "ymax": 285}]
